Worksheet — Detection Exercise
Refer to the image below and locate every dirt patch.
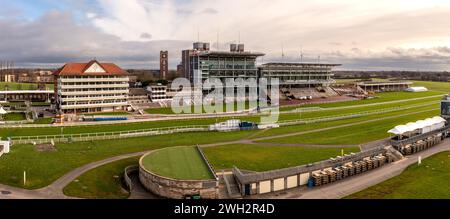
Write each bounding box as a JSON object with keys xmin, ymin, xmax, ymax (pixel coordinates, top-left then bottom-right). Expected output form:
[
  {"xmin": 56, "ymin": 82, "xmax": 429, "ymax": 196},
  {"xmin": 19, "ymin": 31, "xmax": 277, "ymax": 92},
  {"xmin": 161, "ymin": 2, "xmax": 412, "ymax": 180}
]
[{"xmin": 36, "ymin": 144, "xmax": 57, "ymax": 152}]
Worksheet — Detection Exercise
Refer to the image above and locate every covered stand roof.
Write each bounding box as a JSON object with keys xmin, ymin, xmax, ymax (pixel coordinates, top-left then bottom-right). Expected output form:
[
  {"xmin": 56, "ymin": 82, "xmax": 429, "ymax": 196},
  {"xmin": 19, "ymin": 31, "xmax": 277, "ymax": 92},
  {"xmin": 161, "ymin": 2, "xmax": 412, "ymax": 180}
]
[{"xmin": 388, "ymin": 116, "xmax": 447, "ymax": 135}]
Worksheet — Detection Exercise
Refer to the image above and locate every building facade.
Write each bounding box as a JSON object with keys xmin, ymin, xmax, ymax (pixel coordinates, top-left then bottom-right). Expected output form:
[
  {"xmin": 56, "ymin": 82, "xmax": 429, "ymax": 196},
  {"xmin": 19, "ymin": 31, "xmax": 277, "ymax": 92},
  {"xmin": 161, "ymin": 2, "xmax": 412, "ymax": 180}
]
[
  {"xmin": 182, "ymin": 42, "xmax": 264, "ymax": 87},
  {"xmin": 259, "ymin": 63, "xmax": 340, "ymax": 88},
  {"xmin": 128, "ymin": 88, "xmax": 150, "ymax": 105},
  {"xmin": 54, "ymin": 60, "xmax": 130, "ymax": 114},
  {"xmin": 160, "ymin": 51, "xmax": 168, "ymax": 79}
]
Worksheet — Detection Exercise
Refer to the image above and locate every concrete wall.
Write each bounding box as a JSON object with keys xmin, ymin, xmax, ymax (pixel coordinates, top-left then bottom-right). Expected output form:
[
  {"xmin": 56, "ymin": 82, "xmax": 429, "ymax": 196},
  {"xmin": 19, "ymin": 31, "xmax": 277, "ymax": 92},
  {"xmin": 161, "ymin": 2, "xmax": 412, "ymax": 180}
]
[
  {"xmin": 139, "ymin": 166, "xmax": 219, "ymax": 199},
  {"xmin": 259, "ymin": 181, "xmax": 271, "ymax": 194},
  {"xmin": 286, "ymin": 176, "xmax": 298, "ymax": 189},
  {"xmin": 273, "ymin": 178, "xmax": 285, "ymax": 191}
]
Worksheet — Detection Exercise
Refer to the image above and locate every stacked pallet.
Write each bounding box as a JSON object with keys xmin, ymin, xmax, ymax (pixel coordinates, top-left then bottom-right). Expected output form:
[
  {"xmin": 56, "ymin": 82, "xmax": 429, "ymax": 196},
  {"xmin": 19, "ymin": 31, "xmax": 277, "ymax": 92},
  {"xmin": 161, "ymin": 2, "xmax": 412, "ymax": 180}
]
[
  {"xmin": 361, "ymin": 161, "xmax": 368, "ymax": 172},
  {"xmin": 334, "ymin": 167, "xmax": 343, "ymax": 181},
  {"xmin": 366, "ymin": 159, "xmax": 374, "ymax": 170},
  {"xmin": 327, "ymin": 170, "xmax": 337, "ymax": 183},
  {"xmin": 312, "ymin": 173, "xmax": 322, "ymax": 187},
  {"xmin": 354, "ymin": 162, "xmax": 362, "ymax": 174},
  {"xmin": 346, "ymin": 164, "xmax": 355, "ymax": 176},
  {"xmin": 341, "ymin": 166, "xmax": 349, "ymax": 178},
  {"xmin": 321, "ymin": 171, "xmax": 330, "ymax": 185},
  {"xmin": 308, "ymin": 153, "xmax": 394, "ymax": 188},
  {"xmin": 372, "ymin": 157, "xmax": 380, "ymax": 168}
]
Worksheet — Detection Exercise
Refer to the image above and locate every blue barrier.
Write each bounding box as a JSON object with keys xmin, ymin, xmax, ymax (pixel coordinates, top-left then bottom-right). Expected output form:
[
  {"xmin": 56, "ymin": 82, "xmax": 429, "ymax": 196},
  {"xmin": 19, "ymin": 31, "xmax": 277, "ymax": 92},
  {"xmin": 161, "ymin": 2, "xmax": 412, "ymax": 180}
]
[{"xmin": 93, "ymin": 117, "xmax": 128, "ymax": 121}]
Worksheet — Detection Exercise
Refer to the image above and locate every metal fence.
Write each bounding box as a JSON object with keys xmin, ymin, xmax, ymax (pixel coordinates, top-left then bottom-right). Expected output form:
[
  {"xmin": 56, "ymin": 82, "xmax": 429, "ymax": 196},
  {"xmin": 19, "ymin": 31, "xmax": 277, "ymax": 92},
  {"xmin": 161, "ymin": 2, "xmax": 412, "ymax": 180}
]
[
  {"xmin": 10, "ymin": 125, "xmax": 209, "ymax": 144},
  {"xmin": 278, "ymin": 101, "xmax": 438, "ymax": 127},
  {"xmin": 8, "ymin": 101, "xmax": 438, "ymax": 145}
]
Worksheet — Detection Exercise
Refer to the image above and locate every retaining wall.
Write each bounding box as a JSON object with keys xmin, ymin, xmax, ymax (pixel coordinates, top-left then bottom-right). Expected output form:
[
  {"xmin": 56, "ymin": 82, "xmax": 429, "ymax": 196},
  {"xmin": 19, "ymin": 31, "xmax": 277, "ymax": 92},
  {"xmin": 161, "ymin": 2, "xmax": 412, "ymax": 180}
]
[{"xmin": 138, "ymin": 152, "xmax": 219, "ymax": 199}]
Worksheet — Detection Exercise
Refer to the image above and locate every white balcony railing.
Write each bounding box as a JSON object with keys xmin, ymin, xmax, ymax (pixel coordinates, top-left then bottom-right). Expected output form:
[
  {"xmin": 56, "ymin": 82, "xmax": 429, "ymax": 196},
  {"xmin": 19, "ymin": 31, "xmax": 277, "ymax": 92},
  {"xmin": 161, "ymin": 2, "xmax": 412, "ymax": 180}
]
[
  {"xmin": 60, "ymin": 90, "xmax": 129, "ymax": 96},
  {"xmin": 61, "ymin": 95, "xmax": 128, "ymax": 102},
  {"xmin": 60, "ymin": 102, "xmax": 128, "ymax": 109},
  {"xmin": 60, "ymin": 84, "xmax": 129, "ymax": 89},
  {"xmin": 60, "ymin": 77, "xmax": 129, "ymax": 83}
]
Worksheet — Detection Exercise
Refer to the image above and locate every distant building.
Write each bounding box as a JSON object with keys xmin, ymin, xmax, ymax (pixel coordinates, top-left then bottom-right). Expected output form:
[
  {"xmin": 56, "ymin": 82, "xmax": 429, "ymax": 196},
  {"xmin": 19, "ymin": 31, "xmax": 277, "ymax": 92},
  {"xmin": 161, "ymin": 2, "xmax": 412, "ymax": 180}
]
[
  {"xmin": 2, "ymin": 74, "xmax": 15, "ymax": 82},
  {"xmin": 356, "ymin": 81, "xmax": 412, "ymax": 92},
  {"xmin": 160, "ymin": 51, "xmax": 169, "ymax": 79},
  {"xmin": 128, "ymin": 88, "xmax": 150, "ymax": 105},
  {"xmin": 54, "ymin": 60, "xmax": 130, "ymax": 114},
  {"xmin": 147, "ymin": 85, "xmax": 171, "ymax": 102},
  {"xmin": 177, "ymin": 64, "xmax": 184, "ymax": 77}
]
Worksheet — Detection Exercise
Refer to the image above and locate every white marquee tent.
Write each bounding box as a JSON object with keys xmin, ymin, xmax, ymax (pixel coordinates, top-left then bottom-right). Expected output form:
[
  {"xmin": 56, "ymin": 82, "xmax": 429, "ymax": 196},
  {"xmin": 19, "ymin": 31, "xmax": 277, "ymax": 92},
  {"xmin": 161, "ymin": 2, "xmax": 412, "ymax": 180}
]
[
  {"xmin": 405, "ymin": 87, "xmax": 428, "ymax": 92},
  {"xmin": 388, "ymin": 116, "xmax": 447, "ymax": 136}
]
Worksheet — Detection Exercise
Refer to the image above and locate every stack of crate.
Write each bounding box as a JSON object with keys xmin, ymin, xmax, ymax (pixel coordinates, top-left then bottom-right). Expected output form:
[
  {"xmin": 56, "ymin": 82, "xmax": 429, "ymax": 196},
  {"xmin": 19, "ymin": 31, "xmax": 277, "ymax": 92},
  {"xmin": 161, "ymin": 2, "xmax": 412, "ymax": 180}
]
[
  {"xmin": 372, "ymin": 157, "xmax": 380, "ymax": 169},
  {"xmin": 334, "ymin": 167, "xmax": 343, "ymax": 181},
  {"xmin": 354, "ymin": 162, "xmax": 362, "ymax": 175},
  {"xmin": 341, "ymin": 166, "xmax": 349, "ymax": 178},
  {"xmin": 346, "ymin": 164, "xmax": 355, "ymax": 176},
  {"xmin": 327, "ymin": 170, "xmax": 337, "ymax": 183},
  {"xmin": 321, "ymin": 171, "xmax": 330, "ymax": 185},
  {"xmin": 379, "ymin": 155, "xmax": 387, "ymax": 166},
  {"xmin": 312, "ymin": 173, "xmax": 322, "ymax": 187},
  {"xmin": 366, "ymin": 159, "xmax": 374, "ymax": 170}
]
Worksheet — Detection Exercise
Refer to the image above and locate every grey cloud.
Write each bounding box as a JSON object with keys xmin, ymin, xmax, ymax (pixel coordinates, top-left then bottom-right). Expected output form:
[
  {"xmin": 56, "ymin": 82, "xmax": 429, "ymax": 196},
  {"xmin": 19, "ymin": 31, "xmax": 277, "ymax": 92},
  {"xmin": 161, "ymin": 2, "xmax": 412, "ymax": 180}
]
[
  {"xmin": 0, "ymin": 11, "xmax": 191, "ymax": 69},
  {"xmin": 140, "ymin": 33, "xmax": 152, "ymax": 39},
  {"xmin": 200, "ymin": 8, "xmax": 219, "ymax": 14}
]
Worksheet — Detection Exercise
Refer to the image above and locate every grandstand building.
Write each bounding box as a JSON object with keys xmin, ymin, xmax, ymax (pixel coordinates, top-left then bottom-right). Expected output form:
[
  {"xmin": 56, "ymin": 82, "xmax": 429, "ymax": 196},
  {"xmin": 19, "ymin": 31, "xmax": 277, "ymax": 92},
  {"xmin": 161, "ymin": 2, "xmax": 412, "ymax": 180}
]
[
  {"xmin": 54, "ymin": 60, "xmax": 130, "ymax": 114},
  {"xmin": 259, "ymin": 63, "xmax": 339, "ymax": 87},
  {"xmin": 182, "ymin": 42, "xmax": 265, "ymax": 87},
  {"xmin": 258, "ymin": 63, "xmax": 341, "ymax": 100}
]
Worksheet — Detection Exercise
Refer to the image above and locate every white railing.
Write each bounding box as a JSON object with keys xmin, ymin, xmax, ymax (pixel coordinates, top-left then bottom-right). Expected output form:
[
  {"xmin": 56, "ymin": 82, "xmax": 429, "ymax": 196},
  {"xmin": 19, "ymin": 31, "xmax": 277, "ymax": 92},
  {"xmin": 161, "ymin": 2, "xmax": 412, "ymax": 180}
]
[
  {"xmin": 7, "ymin": 101, "xmax": 438, "ymax": 144},
  {"xmin": 60, "ymin": 102, "xmax": 128, "ymax": 109},
  {"xmin": 10, "ymin": 125, "xmax": 209, "ymax": 144},
  {"xmin": 61, "ymin": 84, "xmax": 129, "ymax": 89},
  {"xmin": 61, "ymin": 78, "xmax": 129, "ymax": 83}
]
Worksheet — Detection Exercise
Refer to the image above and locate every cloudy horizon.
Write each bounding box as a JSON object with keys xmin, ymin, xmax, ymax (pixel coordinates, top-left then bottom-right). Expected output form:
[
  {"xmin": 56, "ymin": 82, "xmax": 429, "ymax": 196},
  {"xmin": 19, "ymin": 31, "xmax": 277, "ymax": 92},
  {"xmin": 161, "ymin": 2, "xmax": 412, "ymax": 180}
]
[{"xmin": 1, "ymin": 0, "xmax": 450, "ymax": 71}]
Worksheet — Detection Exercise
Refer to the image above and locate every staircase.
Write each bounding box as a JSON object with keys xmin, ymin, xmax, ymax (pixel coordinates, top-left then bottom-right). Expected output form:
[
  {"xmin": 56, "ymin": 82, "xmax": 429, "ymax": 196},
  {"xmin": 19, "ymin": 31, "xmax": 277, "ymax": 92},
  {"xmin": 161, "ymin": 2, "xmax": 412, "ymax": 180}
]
[
  {"xmin": 385, "ymin": 146, "xmax": 404, "ymax": 161},
  {"xmin": 222, "ymin": 173, "xmax": 242, "ymax": 199}
]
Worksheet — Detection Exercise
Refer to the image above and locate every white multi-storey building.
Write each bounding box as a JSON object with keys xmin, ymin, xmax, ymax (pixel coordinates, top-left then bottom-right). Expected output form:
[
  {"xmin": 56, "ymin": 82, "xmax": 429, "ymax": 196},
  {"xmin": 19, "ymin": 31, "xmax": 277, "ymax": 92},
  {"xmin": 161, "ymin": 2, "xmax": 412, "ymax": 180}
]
[{"xmin": 54, "ymin": 60, "xmax": 130, "ymax": 114}]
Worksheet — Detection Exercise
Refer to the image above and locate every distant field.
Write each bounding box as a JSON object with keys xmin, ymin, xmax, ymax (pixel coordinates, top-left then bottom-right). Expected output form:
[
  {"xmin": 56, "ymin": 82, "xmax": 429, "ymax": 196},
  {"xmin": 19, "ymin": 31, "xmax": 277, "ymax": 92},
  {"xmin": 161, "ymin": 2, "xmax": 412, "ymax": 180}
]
[
  {"xmin": 145, "ymin": 91, "xmax": 443, "ymax": 114},
  {"xmin": 2, "ymin": 112, "xmax": 26, "ymax": 121},
  {"xmin": 0, "ymin": 130, "xmax": 254, "ymax": 189},
  {"xmin": 203, "ymin": 144, "xmax": 360, "ymax": 172},
  {"xmin": 412, "ymin": 80, "xmax": 450, "ymax": 93},
  {"xmin": 63, "ymin": 157, "xmax": 139, "ymax": 199},
  {"xmin": 141, "ymin": 146, "xmax": 214, "ymax": 180},
  {"xmin": 0, "ymin": 82, "xmax": 53, "ymax": 91},
  {"xmin": 0, "ymin": 95, "xmax": 439, "ymax": 138},
  {"xmin": 259, "ymin": 108, "xmax": 439, "ymax": 145},
  {"xmin": 347, "ymin": 151, "xmax": 450, "ymax": 199}
]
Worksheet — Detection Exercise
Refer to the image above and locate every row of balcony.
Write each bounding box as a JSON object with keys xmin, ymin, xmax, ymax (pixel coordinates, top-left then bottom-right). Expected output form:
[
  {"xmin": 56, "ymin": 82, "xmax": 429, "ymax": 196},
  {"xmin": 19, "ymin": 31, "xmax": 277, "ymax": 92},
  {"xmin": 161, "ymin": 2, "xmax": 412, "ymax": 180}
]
[
  {"xmin": 61, "ymin": 95, "xmax": 128, "ymax": 102},
  {"xmin": 60, "ymin": 77, "xmax": 129, "ymax": 83},
  {"xmin": 60, "ymin": 90, "xmax": 129, "ymax": 96},
  {"xmin": 60, "ymin": 102, "xmax": 128, "ymax": 109},
  {"xmin": 59, "ymin": 84, "xmax": 129, "ymax": 89}
]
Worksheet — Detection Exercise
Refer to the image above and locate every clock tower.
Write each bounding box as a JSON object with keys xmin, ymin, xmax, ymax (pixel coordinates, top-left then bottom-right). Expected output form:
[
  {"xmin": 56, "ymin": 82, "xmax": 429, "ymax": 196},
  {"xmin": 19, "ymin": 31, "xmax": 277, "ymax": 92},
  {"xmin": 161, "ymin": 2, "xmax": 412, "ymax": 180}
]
[{"xmin": 160, "ymin": 51, "xmax": 168, "ymax": 80}]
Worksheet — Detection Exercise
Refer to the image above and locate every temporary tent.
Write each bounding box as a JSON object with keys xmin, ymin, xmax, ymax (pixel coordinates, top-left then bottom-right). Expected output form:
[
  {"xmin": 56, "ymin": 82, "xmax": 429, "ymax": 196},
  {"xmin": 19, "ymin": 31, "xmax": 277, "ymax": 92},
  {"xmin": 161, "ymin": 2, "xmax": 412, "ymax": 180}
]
[
  {"xmin": 405, "ymin": 87, "xmax": 428, "ymax": 92},
  {"xmin": 388, "ymin": 116, "xmax": 447, "ymax": 136}
]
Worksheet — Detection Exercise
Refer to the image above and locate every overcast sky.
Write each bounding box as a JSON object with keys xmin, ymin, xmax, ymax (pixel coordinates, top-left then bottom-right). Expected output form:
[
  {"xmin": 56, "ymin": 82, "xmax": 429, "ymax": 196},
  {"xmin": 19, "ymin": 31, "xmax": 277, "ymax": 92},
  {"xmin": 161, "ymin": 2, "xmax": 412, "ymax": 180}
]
[{"xmin": 1, "ymin": 0, "xmax": 450, "ymax": 70}]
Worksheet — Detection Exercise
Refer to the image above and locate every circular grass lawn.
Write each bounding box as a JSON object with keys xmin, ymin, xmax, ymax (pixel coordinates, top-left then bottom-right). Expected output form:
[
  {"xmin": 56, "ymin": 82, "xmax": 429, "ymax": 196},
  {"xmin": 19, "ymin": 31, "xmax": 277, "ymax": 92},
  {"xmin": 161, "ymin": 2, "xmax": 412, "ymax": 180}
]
[{"xmin": 140, "ymin": 146, "xmax": 215, "ymax": 180}]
